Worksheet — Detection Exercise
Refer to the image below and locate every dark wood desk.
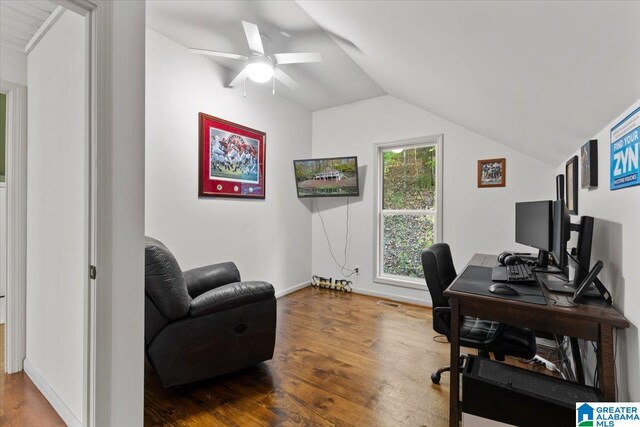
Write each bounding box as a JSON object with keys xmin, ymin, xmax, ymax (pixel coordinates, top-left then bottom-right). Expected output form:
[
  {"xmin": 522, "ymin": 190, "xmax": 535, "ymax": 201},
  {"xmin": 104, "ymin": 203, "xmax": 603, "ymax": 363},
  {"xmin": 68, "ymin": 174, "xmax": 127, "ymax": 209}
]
[{"xmin": 443, "ymin": 254, "xmax": 630, "ymax": 427}]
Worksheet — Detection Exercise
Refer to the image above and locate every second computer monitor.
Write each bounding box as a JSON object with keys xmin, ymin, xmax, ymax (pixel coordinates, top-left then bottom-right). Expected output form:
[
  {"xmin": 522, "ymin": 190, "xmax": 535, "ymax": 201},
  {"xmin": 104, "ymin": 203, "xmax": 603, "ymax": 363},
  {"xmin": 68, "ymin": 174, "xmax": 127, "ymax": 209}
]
[{"xmin": 515, "ymin": 200, "xmax": 553, "ymax": 251}]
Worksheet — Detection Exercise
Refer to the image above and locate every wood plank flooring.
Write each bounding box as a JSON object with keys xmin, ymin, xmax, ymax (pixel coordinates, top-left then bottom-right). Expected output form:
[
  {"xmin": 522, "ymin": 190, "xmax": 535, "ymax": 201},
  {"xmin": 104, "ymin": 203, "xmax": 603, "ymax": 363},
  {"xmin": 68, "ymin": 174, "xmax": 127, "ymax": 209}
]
[
  {"xmin": 0, "ymin": 324, "xmax": 65, "ymax": 426},
  {"xmin": 145, "ymin": 287, "xmax": 457, "ymax": 426},
  {"xmin": 0, "ymin": 288, "xmax": 557, "ymax": 426}
]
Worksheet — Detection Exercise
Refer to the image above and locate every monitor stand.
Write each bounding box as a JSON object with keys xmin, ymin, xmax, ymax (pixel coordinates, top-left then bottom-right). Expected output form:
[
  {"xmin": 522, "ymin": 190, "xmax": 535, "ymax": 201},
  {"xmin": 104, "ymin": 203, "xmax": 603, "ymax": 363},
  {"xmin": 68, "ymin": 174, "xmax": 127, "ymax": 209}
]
[
  {"xmin": 537, "ymin": 250, "xmax": 549, "ymax": 268},
  {"xmin": 539, "ymin": 275, "xmax": 601, "ymax": 298},
  {"xmin": 531, "ymin": 250, "xmax": 562, "ymax": 273}
]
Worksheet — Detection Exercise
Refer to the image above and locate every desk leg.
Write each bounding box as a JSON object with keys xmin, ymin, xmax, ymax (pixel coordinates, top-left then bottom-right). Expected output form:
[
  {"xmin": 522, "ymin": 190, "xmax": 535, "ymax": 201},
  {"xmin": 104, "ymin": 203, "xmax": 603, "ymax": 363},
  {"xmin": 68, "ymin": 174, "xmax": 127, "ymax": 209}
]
[
  {"xmin": 449, "ymin": 297, "xmax": 460, "ymax": 427},
  {"xmin": 597, "ymin": 324, "xmax": 616, "ymax": 401}
]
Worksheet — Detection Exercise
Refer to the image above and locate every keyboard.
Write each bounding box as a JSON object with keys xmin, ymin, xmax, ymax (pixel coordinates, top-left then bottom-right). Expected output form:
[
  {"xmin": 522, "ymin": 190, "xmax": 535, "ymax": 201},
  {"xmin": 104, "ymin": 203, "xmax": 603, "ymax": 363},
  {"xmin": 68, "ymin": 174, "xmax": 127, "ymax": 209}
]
[{"xmin": 506, "ymin": 264, "xmax": 535, "ymax": 282}]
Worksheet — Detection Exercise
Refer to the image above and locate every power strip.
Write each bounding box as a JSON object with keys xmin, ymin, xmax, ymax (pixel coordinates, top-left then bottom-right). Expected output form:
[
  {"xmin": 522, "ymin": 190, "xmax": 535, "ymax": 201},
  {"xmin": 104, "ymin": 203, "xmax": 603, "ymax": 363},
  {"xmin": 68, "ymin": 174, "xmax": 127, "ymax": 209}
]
[{"xmin": 311, "ymin": 275, "xmax": 352, "ymax": 292}]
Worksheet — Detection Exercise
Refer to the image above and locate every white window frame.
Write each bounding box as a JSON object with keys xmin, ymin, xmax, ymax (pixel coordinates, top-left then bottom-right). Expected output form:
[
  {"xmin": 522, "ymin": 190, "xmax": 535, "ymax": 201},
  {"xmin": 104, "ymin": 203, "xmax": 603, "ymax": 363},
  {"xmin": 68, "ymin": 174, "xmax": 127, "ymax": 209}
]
[{"xmin": 373, "ymin": 134, "xmax": 443, "ymax": 289}]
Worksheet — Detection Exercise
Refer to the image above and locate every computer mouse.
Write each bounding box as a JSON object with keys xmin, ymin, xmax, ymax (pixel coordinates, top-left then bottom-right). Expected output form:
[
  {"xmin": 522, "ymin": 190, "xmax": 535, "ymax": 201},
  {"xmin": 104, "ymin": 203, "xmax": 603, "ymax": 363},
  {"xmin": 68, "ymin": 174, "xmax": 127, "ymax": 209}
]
[{"xmin": 489, "ymin": 284, "xmax": 520, "ymax": 296}]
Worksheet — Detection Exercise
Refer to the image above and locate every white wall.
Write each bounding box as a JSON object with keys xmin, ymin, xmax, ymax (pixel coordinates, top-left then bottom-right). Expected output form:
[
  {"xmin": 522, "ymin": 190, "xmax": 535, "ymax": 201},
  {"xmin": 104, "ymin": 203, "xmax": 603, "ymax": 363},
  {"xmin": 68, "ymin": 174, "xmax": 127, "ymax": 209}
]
[
  {"xmin": 555, "ymin": 99, "xmax": 640, "ymax": 401},
  {"xmin": 312, "ymin": 96, "xmax": 555, "ymax": 304},
  {"xmin": 145, "ymin": 29, "xmax": 312, "ymax": 295},
  {"xmin": 26, "ymin": 11, "xmax": 86, "ymax": 423},
  {"xmin": 101, "ymin": 2, "xmax": 146, "ymax": 425},
  {"xmin": 0, "ymin": 46, "xmax": 27, "ymax": 86}
]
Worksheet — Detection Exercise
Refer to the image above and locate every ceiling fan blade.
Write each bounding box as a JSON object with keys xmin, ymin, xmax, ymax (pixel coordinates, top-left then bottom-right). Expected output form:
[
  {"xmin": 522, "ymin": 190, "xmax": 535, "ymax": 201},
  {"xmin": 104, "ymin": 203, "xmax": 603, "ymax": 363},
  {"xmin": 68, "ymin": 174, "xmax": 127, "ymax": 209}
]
[
  {"xmin": 274, "ymin": 68, "xmax": 299, "ymax": 90},
  {"xmin": 274, "ymin": 52, "xmax": 323, "ymax": 65},
  {"xmin": 242, "ymin": 21, "xmax": 264, "ymax": 55},
  {"xmin": 189, "ymin": 48, "xmax": 247, "ymax": 61},
  {"xmin": 228, "ymin": 68, "xmax": 246, "ymax": 87}
]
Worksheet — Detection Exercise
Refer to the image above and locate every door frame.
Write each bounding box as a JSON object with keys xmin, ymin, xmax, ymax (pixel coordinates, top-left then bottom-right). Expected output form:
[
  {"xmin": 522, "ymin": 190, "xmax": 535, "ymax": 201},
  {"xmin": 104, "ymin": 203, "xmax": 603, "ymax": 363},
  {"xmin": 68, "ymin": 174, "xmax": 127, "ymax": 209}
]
[
  {"xmin": 1, "ymin": 80, "xmax": 27, "ymax": 376},
  {"xmin": 55, "ymin": 2, "xmax": 109, "ymax": 425}
]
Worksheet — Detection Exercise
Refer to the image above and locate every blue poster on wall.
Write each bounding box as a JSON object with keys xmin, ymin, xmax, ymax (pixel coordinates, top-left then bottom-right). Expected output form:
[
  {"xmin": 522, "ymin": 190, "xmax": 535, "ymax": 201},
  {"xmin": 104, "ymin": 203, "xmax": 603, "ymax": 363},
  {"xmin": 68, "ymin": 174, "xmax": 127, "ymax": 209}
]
[{"xmin": 610, "ymin": 106, "xmax": 640, "ymax": 190}]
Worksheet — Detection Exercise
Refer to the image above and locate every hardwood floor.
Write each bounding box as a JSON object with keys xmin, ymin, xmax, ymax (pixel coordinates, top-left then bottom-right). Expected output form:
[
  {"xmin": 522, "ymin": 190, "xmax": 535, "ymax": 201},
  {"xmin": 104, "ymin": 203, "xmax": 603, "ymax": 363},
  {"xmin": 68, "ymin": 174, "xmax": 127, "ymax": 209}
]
[
  {"xmin": 0, "ymin": 324, "xmax": 65, "ymax": 426},
  {"xmin": 0, "ymin": 287, "xmax": 556, "ymax": 426},
  {"xmin": 145, "ymin": 287, "xmax": 453, "ymax": 426}
]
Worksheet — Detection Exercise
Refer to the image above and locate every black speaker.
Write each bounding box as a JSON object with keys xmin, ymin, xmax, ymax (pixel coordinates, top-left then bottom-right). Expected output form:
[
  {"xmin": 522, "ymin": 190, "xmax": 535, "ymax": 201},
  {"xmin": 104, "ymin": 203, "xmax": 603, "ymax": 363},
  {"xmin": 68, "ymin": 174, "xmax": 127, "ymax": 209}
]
[
  {"xmin": 556, "ymin": 174, "xmax": 565, "ymax": 200},
  {"xmin": 462, "ymin": 356, "xmax": 602, "ymax": 427}
]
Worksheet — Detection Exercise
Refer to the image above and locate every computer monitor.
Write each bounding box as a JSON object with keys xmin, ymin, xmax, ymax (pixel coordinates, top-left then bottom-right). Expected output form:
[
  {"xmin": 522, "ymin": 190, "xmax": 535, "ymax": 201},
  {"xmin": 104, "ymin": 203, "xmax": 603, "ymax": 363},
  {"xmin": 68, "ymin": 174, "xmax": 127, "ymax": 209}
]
[
  {"xmin": 515, "ymin": 201, "xmax": 552, "ymax": 252},
  {"xmin": 552, "ymin": 200, "xmax": 571, "ymax": 275}
]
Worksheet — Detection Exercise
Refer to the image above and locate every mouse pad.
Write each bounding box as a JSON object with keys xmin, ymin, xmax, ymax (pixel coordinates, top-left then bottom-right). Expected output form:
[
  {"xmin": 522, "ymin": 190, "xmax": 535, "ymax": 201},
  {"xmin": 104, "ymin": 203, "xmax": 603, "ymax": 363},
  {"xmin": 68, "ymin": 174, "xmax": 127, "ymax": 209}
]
[{"xmin": 449, "ymin": 265, "xmax": 547, "ymax": 305}]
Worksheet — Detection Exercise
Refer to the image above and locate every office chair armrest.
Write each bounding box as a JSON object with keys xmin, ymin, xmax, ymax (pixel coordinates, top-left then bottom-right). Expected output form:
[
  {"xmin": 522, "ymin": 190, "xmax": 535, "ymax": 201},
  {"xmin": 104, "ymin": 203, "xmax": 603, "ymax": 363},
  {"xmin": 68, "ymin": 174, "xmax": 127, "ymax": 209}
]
[
  {"xmin": 483, "ymin": 323, "xmax": 508, "ymax": 347},
  {"xmin": 184, "ymin": 262, "xmax": 241, "ymax": 298},
  {"xmin": 432, "ymin": 309, "xmax": 508, "ymax": 348},
  {"xmin": 433, "ymin": 306, "xmax": 452, "ymax": 337}
]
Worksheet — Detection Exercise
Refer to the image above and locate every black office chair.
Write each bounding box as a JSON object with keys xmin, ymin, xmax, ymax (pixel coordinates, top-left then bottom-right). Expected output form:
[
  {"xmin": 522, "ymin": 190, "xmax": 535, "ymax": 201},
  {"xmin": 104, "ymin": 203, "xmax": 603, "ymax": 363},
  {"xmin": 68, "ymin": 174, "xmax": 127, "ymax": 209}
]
[{"xmin": 421, "ymin": 243, "xmax": 537, "ymax": 384}]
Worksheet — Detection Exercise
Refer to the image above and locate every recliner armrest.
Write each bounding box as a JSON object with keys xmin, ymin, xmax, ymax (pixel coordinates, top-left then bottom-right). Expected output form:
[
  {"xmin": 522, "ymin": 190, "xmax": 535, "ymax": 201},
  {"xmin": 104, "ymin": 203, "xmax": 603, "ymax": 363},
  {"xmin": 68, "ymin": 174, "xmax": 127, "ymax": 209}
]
[
  {"xmin": 184, "ymin": 262, "xmax": 241, "ymax": 298},
  {"xmin": 189, "ymin": 281, "xmax": 275, "ymax": 317}
]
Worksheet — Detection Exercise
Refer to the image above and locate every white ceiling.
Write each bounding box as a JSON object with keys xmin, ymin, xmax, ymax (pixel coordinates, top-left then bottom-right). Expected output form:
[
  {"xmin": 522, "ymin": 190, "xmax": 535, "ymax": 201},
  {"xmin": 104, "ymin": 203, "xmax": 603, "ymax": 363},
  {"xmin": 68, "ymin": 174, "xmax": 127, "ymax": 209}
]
[
  {"xmin": 1, "ymin": 0, "xmax": 57, "ymax": 52},
  {"xmin": 297, "ymin": 1, "xmax": 640, "ymax": 166},
  {"xmin": 146, "ymin": 0, "xmax": 385, "ymax": 111},
  {"xmin": 12, "ymin": 1, "xmax": 634, "ymax": 165}
]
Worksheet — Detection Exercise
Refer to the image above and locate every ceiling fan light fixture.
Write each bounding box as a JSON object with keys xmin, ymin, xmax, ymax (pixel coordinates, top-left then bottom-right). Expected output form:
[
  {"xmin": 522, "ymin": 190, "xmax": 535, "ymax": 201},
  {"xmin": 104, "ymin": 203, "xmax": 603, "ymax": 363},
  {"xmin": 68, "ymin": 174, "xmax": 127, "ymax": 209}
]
[{"xmin": 246, "ymin": 57, "xmax": 274, "ymax": 83}]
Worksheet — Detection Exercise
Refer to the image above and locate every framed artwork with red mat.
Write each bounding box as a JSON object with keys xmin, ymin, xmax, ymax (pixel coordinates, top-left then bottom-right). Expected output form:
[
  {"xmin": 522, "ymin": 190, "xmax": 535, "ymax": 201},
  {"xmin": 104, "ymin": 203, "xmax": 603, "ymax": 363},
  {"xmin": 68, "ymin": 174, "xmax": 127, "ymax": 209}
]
[{"xmin": 199, "ymin": 113, "xmax": 266, "ymax": 198}]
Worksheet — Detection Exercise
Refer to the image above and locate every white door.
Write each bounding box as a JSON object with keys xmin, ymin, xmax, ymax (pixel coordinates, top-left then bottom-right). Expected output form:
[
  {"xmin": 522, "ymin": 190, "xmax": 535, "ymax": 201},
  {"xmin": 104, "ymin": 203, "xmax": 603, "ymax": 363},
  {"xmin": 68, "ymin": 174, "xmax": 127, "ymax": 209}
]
[{"xmin": 25, "ymin": 9, "xmax": 88, "ymax": 424}]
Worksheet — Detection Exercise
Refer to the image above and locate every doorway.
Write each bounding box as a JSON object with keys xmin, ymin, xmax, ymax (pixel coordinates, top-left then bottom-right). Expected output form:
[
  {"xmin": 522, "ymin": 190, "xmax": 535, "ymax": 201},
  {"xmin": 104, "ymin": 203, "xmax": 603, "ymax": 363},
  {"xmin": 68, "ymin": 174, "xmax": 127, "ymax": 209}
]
[
  {"xmin": 1, "ymin": 2, "xmax": 92, "ymax": 425},
  {"xmin": 2, "ymin": 1, "xmax": 146, "ymax": 425}
]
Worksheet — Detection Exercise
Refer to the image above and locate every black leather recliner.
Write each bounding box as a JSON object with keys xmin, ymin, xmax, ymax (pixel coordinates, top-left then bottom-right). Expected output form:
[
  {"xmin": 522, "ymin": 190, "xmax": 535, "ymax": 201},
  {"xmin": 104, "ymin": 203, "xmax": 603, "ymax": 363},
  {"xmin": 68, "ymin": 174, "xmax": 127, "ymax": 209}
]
[
  {"xmin": 145, "ymin": 237, "xmax": 277, "ymax": 387},
  {"xmin": 421, "ymin": 243, "xmax": 537, "ymax": 384}
]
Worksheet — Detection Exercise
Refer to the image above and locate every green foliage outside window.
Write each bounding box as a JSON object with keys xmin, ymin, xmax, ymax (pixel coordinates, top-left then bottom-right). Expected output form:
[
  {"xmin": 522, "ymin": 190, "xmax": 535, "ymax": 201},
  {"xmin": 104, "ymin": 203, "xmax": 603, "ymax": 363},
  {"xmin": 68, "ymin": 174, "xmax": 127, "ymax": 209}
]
[
  {"xmin": 382, "ymin": 146, "xmax": 437, "ymax": 279},
  {"xmin": 383, "ymin": 214, "xmax": 434, "ymax": 278}
]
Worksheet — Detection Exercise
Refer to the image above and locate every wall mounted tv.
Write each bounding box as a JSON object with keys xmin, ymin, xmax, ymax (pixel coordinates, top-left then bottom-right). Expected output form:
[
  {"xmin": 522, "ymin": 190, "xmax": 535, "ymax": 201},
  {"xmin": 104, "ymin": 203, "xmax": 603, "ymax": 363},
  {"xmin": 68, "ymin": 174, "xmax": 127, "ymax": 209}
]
[{"xmin": 293, "ymin": 156, "xmax": 360, "ymax": 198}]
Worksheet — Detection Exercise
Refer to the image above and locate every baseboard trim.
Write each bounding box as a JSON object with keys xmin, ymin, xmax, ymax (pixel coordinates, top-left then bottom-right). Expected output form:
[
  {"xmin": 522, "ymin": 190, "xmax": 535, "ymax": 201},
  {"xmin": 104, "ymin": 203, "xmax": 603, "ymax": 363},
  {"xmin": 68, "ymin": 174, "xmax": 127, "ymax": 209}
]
[
  {"xmin": 273, "ymin": 281, "xmax": 432, "ymax": 308},
  {"xmin": 0, "ymin": 298, "xmax": 6, "ymax": 324},
  {"xmin": 23, "ymin": 359, "xmax": 82, "ymax": 427},
  {"xmin": 351, "ymin": 287, "xmax": 433, "ymax": 307},
  {"xmin": 275, "ymin": 281, "xmax": 311, "ymax": 299}
]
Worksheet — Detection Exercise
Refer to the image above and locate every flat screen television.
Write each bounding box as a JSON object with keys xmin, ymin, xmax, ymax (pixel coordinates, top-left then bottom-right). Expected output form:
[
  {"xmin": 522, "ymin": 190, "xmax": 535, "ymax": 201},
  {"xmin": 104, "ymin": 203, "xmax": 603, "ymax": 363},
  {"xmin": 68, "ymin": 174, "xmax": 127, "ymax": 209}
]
[{"xmin": 293, "ymin": 156, "xmax": 359, "ymax": 198}]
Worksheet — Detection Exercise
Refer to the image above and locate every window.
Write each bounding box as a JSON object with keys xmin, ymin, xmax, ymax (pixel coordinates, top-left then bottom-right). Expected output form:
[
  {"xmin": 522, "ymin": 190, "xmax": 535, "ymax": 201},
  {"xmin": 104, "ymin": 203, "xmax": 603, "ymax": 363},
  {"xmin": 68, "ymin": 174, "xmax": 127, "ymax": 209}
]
[{"xmin": 375, "ymin": 135, "xmax": 443, "ymax": 288}]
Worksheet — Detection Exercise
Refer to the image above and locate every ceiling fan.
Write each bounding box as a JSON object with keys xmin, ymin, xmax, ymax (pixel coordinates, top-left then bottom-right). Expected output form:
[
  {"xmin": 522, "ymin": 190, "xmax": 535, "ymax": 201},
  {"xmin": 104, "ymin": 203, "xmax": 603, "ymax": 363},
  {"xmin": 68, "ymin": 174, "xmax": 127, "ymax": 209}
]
[{"xmin": 189, "ymin": 21, "xmax": 323, "ymax": 94}]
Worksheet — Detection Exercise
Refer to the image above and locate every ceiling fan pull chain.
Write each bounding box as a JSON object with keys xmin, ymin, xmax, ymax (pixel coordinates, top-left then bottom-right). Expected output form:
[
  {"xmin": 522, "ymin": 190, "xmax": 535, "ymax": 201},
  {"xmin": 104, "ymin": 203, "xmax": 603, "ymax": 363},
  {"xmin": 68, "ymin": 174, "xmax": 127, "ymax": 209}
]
[{"xmin": 272, "ymin": 74, "xmax": 275, "ymax": 95}]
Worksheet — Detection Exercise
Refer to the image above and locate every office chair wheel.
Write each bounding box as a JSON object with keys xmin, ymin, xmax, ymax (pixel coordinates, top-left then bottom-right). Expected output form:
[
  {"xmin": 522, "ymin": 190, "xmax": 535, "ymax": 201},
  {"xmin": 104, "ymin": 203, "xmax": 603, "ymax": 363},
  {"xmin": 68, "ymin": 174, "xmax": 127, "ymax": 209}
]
[{"xmin": 431, "ymin": 373, "xmax": 441, "ymax": 385}]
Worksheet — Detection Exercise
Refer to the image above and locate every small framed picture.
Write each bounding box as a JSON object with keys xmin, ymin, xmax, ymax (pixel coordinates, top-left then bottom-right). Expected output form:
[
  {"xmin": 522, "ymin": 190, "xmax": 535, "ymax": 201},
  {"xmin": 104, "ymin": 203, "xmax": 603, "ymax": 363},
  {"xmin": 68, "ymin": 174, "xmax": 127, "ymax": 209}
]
[
  {"xmin": 566, "ymin": 156, "xmax": 578, "ymax": 214},
  {"xmin": 581, "ymin": 139, "xmax": 598, "ymax": 189},
  {"xmin": 199, "ymin": 113, "xmax": 266, "ymax": 199},
  {"xmin": 477, "ymin": 158, "xmax": 506, "ymax": 188}
]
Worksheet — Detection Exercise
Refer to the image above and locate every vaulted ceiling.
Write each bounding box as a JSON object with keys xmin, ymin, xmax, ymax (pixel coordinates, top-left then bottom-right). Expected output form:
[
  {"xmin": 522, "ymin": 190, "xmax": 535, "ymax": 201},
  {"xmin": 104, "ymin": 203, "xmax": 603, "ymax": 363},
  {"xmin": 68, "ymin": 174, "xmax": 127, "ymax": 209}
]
[
  {"xmin": 146, "ymin": 0, "xmax": 385, "ymax": 112},
  {"xmin": 297, "ymin": 1, "xmax": 640, "ymax": 165},
  {"xmin": 1, "ymin": 1, "xmax": 57, "ymax": 52},
  {"xmin": 6, "ymin": 2, "xmax": 637, "ymax": 166}
]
